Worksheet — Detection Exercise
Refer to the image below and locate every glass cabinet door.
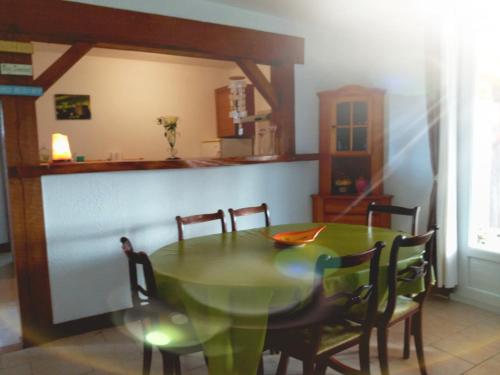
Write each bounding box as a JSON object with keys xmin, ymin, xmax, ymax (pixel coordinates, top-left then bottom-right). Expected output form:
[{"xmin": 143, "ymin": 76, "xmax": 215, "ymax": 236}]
[{"xmin": 331, "ymin": 100, "xmax": 369, "ymax": 153}]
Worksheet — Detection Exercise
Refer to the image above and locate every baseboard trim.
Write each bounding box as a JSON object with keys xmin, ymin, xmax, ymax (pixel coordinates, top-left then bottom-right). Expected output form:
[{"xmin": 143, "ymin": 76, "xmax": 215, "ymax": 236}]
[
  {"xmin": 0, "ymin": 243, "xmax": 10, "ymax": 253},
  {"xmin": 0, "ymin": 342, "xmax": 22, "ymax": 354},
  {"xmin": 431, "ymin": 286, "xmax": 456, "ymax": 297},
  {"xmin": 451, "ymin": 292, "xmax": 500, "ymax": 315},
  {"xmin": 47, "ymin": 309, "xmax": 128, "ymax": 343}
]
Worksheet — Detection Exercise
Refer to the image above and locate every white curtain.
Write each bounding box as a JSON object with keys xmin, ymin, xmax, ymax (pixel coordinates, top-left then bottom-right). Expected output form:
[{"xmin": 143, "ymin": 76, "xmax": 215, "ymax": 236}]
[{"xmin": 436, "ymin": 20, "xmax": 458, "ymax": 287}]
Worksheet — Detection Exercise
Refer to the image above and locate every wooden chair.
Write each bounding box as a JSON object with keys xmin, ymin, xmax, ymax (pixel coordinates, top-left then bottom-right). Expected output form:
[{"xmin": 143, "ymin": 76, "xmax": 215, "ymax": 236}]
[
  {"xmin": 228, "ymin": 203, "xmax": 270, "ymax": 232},
  {"xmin": 267, "ymin": 242, "xmax": 385, "ymax": 375},
  {"xmin": 121, "ymin": 237, "xmax": 203, "ymax": 375},
  {"xmin": 366, "ymin": 202, "xmax": 421, "ymax": 235},
  {"xmin": 175, "ymin": 209, "xmax": 226, "ymax": 241},
  {"xmin": 376, "ymin": 225, "xmax": 438, "ymax": 375}
]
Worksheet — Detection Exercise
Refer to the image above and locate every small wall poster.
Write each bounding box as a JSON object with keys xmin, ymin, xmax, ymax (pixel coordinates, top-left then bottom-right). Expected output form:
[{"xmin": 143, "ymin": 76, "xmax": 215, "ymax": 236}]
[{"xmin": 55, "ymin": 94, "xmax": 91, "ymax": 120}]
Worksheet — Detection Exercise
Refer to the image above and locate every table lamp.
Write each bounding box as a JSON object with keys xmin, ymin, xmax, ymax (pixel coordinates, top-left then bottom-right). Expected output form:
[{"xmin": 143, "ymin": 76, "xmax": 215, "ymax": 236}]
[{"xmin": 51, "ymin": 133, "xmax": 72, "ymax": 163}]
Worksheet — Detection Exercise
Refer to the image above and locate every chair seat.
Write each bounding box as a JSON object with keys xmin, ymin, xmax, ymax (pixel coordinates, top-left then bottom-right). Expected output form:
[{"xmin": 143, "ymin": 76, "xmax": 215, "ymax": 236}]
[
  {"xmin": 271, "ymin": 320, "xmax": 364, "ymax": 356},
  {"xmin": 379, "ymin": 296, "xmax": 419, "ymax": 323},
  {"xmin": 316, "ymin": 322, "xmax": 364, "ymax": 355}
]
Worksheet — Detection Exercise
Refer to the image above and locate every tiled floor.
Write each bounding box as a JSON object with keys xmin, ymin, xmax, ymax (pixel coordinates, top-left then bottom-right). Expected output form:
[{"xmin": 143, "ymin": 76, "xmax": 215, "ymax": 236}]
[
  {"xmin": 0, "ymin": 253, "xmax": 21, "ymax": 349},
  {"xmin": 0, "ymin": 296, "xmax": 499, "ymax": 374}
]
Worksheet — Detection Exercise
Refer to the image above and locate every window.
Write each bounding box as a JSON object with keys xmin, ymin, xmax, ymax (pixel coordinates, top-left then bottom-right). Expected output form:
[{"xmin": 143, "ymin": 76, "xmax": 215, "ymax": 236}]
[{"xmin": 468, "ymin": 25, "xmax": 500, "ymax": 250}]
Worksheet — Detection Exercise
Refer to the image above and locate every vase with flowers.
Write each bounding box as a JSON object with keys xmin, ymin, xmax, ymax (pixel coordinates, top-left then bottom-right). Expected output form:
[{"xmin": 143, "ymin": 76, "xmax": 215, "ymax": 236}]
[{"xmin": 157, "ymin": 115, "xmax": 179, "ymax": 159}]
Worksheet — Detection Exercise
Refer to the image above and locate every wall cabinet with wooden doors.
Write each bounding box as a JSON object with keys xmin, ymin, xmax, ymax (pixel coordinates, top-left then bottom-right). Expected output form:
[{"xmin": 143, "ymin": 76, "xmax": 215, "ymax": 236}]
[
  {"xmin": 215, "ymin": 84, "xmax": 255, "ymax": 138},
  {"xmin": 312, "ymin": 85, "xmax": 393, "ymax": 227}
]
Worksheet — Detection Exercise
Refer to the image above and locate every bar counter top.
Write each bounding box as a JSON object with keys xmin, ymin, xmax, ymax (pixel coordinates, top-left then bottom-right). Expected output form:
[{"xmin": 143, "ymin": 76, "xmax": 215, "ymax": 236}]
[{"xmin": 9, "ymin": 154, "xmax": 319, "ymax": 178}]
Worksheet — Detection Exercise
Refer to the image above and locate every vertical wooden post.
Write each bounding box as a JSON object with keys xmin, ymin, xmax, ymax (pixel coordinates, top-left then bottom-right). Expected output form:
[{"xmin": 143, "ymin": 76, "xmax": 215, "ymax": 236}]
[
  {"xmin": 370, "ymin": 92, "xmax": 385, "ymax": 195},
  {"xmin": 0, "ymin": 51, "xmax": 53, "ymax": 346},
  {"xmin": 318, "ymin": 94, "xmax": 332, "ymax": 195},
  {"xmin": 271, "ymin": 64, "xmax": 295, "ymax": 155}
]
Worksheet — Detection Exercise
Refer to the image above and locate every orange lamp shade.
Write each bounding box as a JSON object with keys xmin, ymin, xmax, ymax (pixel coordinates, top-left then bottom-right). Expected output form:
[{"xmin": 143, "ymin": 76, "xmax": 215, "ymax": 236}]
[{"xmin": 51, "ymin": 133, "xmax": 72, "ymax": 162}]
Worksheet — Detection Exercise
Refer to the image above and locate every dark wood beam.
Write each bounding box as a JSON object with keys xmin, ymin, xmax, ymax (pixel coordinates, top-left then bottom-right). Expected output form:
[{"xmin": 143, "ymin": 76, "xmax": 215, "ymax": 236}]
[
  {"xmin": 1, "ymin": 96, "xmax": 53, "ymax": 347},
  {"xmin": 0, "ymin": 50, "xmax": 52, "ymax": 347},
  {"xmin": 34, "ymin": 42, "xmax": 93, "ymax": 92},
  {"xmin": 236, "ymin": 60, "xmax": 279, "ymax": 110},
  {"xmin": 0, "ymin": 0, "xmax": 304, "ymax": 65},
  {"xmin": 271, "ymin": 64, "xmax": 295, "ymax": 155}
]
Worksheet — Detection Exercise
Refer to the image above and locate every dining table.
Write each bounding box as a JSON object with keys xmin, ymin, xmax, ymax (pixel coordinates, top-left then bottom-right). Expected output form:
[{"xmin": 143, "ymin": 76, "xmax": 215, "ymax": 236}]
[{"xmin": 149, "ymin": 223, "xmax": 424, "ymax": 375}]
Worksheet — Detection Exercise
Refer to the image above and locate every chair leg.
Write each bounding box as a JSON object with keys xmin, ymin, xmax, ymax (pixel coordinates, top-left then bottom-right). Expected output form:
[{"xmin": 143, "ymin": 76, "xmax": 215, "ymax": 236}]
[
  {"xmin": 174, "ymin": 355, "xmax": 182, "ymax": 375},
  {"xmin": 302, "ymin": 358, "xmax": 315, "ymax": 375},
  {"xmin": 377, "ymin": 327, "xmax": 390, "ymax": 375},
  {"xmin": 257, "ymin": 356, "xmax": 264, "ymax": 375},
  {"xmin": 160, "ymin": 351, "xmax": 175, "ymax": 375},
  {"xmin": 413, "ymin": 313, "xmax": 428, "ymax": 375},
  {"xmin": 327, "ymin": 356, "xmax": 360, "ymax": 375},
  {"xmin": 359, "ymin": 335, "xmax": 371, "ymax": 375},
  {"xmin": 276, "ymin": 352, "xmax": 289, "ymax": 375},
  {"xmin": 142, "ymin": 343, "xmax": 152, "ymax": 375},
  {"xmin": 314, "ymin": 361, "xmax": 327, "ymax": 375},
  {"xmin": 403, "ymin": 318, "xmax": 411, "ymax": 359}
]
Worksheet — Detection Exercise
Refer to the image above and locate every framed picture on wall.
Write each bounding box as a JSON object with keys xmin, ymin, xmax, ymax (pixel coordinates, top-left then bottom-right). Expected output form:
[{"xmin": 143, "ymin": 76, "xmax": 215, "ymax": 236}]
[{"xmin": 55, "ymin": 94, "xmax": 91, "ymax": 120}]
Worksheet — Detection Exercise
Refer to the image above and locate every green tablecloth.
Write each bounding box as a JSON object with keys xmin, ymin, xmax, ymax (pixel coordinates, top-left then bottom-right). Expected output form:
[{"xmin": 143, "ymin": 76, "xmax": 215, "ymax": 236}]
[{"xmin": 150, "ymin": 223, "xmax": 423, "ymax": 375}]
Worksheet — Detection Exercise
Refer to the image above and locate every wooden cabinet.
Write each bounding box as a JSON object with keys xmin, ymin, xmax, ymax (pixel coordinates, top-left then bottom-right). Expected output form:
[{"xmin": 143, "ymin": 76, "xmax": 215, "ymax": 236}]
[
  {"xmin": 312, "ymin": 194, "xmax": 392, "ymax": 226},
  {"xmin": 215, "ymin": 84, "xmax": 255, "ymax": 138},
  {"xmin": 312, "ymin": 85, "xmax": 392, "ymax": 226}
]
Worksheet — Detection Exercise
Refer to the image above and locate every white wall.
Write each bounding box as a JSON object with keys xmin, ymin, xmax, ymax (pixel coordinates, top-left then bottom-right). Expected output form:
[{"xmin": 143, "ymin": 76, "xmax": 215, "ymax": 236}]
[
  {"xmin": 43, "ymin": 161, "xmax": 317, "ymax": 323},
  {"xmin": 34, "ymin": 44, "xmax": 234, "ymax": 160}
]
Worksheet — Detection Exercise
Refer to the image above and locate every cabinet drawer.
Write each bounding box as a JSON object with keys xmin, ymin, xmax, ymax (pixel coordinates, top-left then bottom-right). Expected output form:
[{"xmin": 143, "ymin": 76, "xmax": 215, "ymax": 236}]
[
  {"xmin": 324, "ymin": 199, "xmax": 371, "ymax": 215},
  {"xmin": 311, "ymin": 194, "xmax": 393, "ymax": 227}
]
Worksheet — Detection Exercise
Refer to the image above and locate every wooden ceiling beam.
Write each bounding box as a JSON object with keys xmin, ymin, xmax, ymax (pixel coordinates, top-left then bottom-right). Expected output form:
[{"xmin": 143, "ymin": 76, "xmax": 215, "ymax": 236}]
[
  {"xmin": 33, "ymin": 42, "xmax": 93, "ymax": 92},
  {"xmin": 0, "ymin": 0, "xmax": 304, "ymax": 65},
  {"xmin": 237, "ymin": 59, "xmax": 279, "ymax": 110}
]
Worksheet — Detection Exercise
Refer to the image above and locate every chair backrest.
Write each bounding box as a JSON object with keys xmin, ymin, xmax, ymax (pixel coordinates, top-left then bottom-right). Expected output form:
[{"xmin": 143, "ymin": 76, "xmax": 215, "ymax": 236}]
[
  {"xmin": 120, "ymin": 237, "xmax": 158, "ymax": 309},
  {"xmin": 366, "ymin": 202, "xmax": 421, "ymax": 235},
  {"xmin": 314, "ymin": 242, "xmax": 384, "ymax": 322},
  {"xmin": 228, "ymin": 203, "xmax": 270, "ymax": 232},
  {"xmin": 175, "ymin": 209, "xmax": 227, "ymax": 241},
  {"xmin": 282, "ymin": 242, "xmax": 384, "ymax": 353},
  {"xmin": 266, "ymin": 242, "xmax": 384, "ymax": 340},
  {"xmin": 380, "ymin": 225, "xmax": 438, "ymax": 325}
]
